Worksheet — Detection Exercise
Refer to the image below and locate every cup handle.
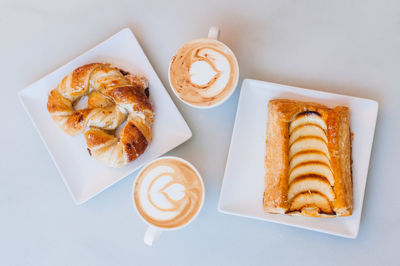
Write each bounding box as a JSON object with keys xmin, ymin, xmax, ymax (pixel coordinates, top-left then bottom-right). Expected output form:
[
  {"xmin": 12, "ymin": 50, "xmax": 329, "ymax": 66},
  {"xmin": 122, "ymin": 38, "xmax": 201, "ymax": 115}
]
[
  {"xmin": 144, "ymin": 226, "xmax": 162, "ymax": 246},
  {"xmin": 208, "ymin": 26, "xmax": 220, "ymax": 40}
]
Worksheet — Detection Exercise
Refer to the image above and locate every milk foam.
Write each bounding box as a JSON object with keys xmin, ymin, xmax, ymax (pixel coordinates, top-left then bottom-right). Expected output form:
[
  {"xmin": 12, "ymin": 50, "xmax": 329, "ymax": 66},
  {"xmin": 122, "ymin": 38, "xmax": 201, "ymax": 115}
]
[
  {"xmin": 189, "ymin": 60, "xmax": 217, "ymax": 86},
  {"xmin": 169, "ymin": 39, "xmax": 238, "ymax": 107},
  {"xmin": 189, "ymin": 48, "xmax": 231, "ymax": 98},
  {"xmin": 134, "ymin": 158, "xmax": 204, "ymax": 228},
  {"xmin": 138, "ymin": 165, "xmax": 182, "ymax": 221}
]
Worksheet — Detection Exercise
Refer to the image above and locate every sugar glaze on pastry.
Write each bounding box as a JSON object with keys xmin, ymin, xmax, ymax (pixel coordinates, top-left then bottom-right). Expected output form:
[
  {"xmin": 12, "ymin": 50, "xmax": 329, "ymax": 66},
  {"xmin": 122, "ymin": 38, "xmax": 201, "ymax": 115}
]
[
  {"xmin": 47, "ymin": 63, "xmax": 154, "ymax": 168},
  {"xmin": 263, "ymin": 99, "xmax": 352, "ymax": 217}
]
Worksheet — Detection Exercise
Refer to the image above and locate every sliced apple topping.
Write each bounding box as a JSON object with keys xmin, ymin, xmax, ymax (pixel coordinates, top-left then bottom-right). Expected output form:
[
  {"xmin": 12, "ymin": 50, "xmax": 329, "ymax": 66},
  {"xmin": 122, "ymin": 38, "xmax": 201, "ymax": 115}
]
[
  {"xmin": 289, "ymin": 114, "xmax": 327, "ymax": 134},
  {"xmin": 300, "ymin": 206, "xmax": 322, "ymax": 217},
  {"xmin": 287, "ymin": 111, "xmax": 336, "ymax": 215},
  {"xmin": 289, "ymin": 138, "xmax": 330, "ymax": 160},
  {"xmin": 289, "ymin": 152, "xmax": 330, "ymax": 171},
  {"xmin": 289, "ymin": 162, "xmax": 334, "ymax": 185},
  {"xmin": 289, "ymin": 125, "xmax": 328, "ymax": 145},
  {"xmin": 289, "ymin": 192, "xmax": 333, "ymax": 214},
  {"xmin": 288, "ymin": 177, "xmax": 335, "ymax": 202}
]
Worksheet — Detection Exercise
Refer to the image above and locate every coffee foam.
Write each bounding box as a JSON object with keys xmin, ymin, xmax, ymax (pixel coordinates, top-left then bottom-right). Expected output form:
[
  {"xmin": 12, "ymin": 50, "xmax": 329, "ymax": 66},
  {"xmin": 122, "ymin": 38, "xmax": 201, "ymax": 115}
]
[
  {"xmin": 169, "ymin": 39, "xmax": 238, "ymax": 107},
  {"xmin": 134, "ymin": 158, "xmax": 203, "ymax": 229}
]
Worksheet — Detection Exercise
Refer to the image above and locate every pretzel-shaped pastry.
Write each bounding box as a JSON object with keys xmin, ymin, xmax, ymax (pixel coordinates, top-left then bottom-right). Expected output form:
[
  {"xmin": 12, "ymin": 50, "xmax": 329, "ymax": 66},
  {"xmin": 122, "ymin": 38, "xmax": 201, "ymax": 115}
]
[{"xmin": 47, "ymin": 63, "xmax": 154, "ymax": 167}]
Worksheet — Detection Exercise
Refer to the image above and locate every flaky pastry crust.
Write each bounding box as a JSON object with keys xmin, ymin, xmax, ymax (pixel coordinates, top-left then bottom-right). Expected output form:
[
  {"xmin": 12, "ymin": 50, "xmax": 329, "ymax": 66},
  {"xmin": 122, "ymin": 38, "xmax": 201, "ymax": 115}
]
[{"xmin": 263, "ymin": 99, "xmax": 352, "ymax": 217}]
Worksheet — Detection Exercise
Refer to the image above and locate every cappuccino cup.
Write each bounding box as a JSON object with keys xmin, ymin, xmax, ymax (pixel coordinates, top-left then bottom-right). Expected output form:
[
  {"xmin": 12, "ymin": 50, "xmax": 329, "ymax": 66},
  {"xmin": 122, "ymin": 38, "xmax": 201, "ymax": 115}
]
[
  {"xmin": 133, "ymin": 156, "xmax": 205, "ymax": 246},
  {"xmin": 168, "ymin": 26, "xmax": 239, "ymax": 108}
]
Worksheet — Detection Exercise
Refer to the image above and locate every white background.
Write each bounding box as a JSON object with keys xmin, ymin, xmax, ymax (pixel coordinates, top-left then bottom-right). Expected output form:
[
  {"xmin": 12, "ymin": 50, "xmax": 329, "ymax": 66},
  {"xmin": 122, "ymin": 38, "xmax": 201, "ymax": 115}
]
[{"xmin": 1, "ymin": 0, "xmax": 399, "ymax": 265}]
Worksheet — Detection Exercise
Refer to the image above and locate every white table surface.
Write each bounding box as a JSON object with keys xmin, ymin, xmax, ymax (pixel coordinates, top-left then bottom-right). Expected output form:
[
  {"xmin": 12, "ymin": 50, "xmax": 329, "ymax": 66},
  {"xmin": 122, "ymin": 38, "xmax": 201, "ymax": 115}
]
[{"xmin": 2, "ymin": 0, "xmax": 399, "ymax": 265}]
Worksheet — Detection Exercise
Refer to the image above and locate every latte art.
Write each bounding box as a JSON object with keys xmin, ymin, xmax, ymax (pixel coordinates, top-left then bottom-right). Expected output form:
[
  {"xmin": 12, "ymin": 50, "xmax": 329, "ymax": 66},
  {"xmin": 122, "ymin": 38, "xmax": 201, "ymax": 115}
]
[
  {"xmin": 169, "ymin": 39, "xmax": 239, "ymax": 107},
  {"xmin": 134, "ymin": 158, "xmax": 204, "ymax": 229}
]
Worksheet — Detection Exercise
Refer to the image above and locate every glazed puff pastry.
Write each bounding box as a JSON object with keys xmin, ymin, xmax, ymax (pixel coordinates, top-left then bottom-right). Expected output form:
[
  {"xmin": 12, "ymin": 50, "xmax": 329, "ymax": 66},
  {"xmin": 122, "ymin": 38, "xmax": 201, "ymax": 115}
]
[{"xmin": 263, "ymin": 99, "xmax": 352, "ymax": 217}]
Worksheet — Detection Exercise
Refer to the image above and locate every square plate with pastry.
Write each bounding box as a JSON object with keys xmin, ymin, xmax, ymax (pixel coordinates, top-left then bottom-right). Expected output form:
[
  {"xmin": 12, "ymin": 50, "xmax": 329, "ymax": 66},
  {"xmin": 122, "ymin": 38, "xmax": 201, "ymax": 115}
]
[
  {"xmin": 218, "ymin": 79, "xmax": 378, "ymax": 238},
  {"xmin": 19, "ymin": 28, "xmax": 192, "ymax": 204}
]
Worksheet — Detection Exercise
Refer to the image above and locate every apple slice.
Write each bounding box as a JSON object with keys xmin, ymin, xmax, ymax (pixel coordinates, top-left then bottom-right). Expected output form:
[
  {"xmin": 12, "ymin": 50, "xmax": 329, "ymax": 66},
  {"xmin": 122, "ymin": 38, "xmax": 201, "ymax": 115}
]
[
  {"xmin": 289, "ymin": 192, "xmax": 333, "ymax": 214},
  {"xmin": 289, "ymin": 125, "xmax": 327, "ymax": 145},
  {"xmin": 289, "ymin": 114, "xmax": 327, "ymax": 133},
  {"xmin": 288, "ymin": 177, "xmax": 335, "ymax": 202},
  {"xmin": 289, "ymin": 152, "xmax": 330, "ymax": 171},
  {"xmin": 289, "ymin": 138, "xmax": 330, "ymax": 160},
  {"xmin": 289, "ymin": 162, "xmax": 334, "ymax": 185},
  {"xmin": 300, "ymin": 206, "xmax": 323, "ymax": 217}
]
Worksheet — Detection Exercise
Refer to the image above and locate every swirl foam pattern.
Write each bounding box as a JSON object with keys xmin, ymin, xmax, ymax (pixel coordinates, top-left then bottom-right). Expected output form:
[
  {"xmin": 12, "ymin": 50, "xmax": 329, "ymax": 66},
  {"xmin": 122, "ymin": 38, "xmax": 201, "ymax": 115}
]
[
  {"xmin": 288, "ymin": 112, "xmax": 335, "ymax": 215},
  {"xmin": 169, "ymin": 39, "xmax": 238, "ymax": 107},
  {"xmin": 134, "ymin": 158, "xmax": 203, "ymax": 228}
]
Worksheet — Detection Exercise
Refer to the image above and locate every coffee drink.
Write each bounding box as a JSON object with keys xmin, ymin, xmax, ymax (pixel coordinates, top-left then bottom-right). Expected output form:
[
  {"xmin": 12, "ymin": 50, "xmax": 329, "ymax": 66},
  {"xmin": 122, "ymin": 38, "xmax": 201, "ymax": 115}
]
[
  {"xmin": 169, "ymin": 38, "xmax": 239, "ymax": 107},
  {"xmin": 134, "ymin": 158, "xmax": 204, "ymax": 229}
]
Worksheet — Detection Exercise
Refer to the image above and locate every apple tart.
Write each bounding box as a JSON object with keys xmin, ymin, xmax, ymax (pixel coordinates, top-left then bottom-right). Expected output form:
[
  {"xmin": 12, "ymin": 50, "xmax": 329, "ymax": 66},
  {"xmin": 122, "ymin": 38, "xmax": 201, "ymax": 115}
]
[{"xmin": 263, "ymin": 99, "xmax": 352, "ymax": 217}]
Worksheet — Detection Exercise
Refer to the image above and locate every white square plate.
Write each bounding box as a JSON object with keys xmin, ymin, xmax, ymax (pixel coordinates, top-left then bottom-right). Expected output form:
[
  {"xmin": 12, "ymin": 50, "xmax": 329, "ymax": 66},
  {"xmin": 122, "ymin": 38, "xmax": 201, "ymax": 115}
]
[
  {"xmin": 19, "ymin": 28, "xmax": 192, "ymax": 204},
  {"xmin": 218, "ymin": 79, "xmax": 378, "ymax": 238}
]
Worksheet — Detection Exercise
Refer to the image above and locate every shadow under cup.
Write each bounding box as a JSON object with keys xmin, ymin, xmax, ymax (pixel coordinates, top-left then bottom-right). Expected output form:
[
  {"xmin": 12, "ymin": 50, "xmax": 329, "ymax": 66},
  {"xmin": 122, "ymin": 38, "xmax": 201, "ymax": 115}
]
[
  {"xmin": 133, "ymin": 156, "xmax": 205, "ymax": 231},
  {"xmin": 168, "ymin": 38, "xmax": 239, "ymax": 108}
]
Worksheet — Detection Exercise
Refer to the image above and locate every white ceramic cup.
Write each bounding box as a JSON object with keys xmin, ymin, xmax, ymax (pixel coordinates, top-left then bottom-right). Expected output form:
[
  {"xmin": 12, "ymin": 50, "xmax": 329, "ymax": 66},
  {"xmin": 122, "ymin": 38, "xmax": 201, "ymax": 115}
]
[
  {"xmin": 168, "ymin": 26, "xmax": 239, "ymax": 109},
  {"xmin": 132, "ymin": 156, "xmax": 205, "ymax": 246}
]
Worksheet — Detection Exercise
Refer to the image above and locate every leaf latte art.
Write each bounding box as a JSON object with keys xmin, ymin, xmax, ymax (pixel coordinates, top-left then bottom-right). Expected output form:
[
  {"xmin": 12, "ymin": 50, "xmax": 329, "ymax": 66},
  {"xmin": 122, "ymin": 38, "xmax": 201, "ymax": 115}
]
[
  {"xmin": 134, "ymin": 158, "xmax": 203, "ymax": 228},
  {"xmin": 169, "ymin": 39, "xmax": 238, "ymax": 107}
]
